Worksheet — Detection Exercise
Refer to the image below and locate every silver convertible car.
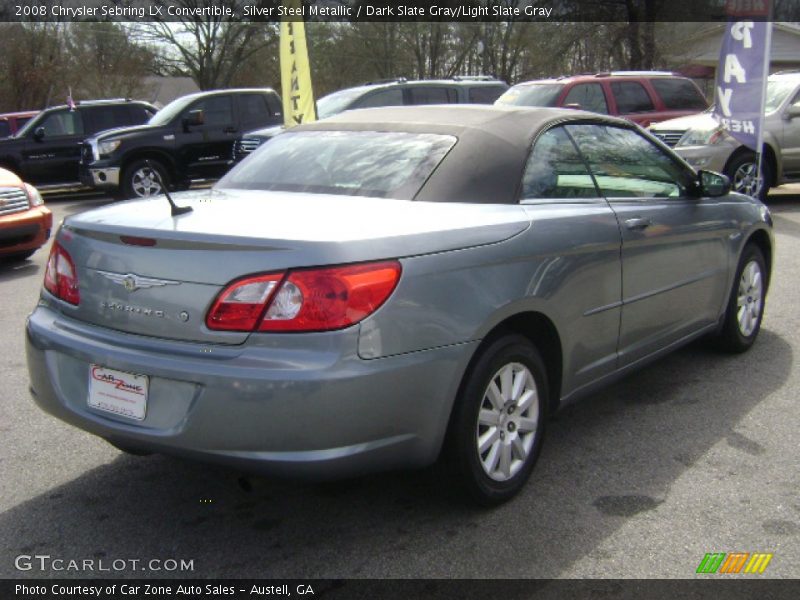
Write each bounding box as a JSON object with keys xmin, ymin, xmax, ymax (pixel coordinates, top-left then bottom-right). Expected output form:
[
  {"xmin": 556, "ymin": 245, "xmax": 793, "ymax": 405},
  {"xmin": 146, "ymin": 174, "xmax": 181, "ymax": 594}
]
[{"xmin": 26, "ymin": 106, "xmax": 773, "ymax": 504}]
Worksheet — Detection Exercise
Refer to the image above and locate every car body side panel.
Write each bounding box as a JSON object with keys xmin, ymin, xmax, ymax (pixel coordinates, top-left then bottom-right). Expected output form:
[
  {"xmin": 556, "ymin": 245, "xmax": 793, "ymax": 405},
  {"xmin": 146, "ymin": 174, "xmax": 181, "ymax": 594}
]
[
  {"xmin": 358, "ymin": 201, "xmax": 623, "ymax": 397},
  {"xmin": 608, "ymin": 196, "xmax": 734, "ymax": 366}
]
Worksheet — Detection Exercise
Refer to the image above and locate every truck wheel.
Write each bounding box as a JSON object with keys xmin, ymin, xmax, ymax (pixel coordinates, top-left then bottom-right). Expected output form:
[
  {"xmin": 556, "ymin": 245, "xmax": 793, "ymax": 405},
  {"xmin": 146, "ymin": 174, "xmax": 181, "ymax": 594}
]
[{"xmin": 122, "ymin": 159, "xmax": 169, "ymax": 199}]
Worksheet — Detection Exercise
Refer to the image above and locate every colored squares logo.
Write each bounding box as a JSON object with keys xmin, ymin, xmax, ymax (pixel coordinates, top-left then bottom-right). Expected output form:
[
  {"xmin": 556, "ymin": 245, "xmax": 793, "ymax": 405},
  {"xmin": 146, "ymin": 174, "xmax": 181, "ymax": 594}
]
[{"xmin": 697, "ymin": 552, "xmax": 773, "ymax": 574}]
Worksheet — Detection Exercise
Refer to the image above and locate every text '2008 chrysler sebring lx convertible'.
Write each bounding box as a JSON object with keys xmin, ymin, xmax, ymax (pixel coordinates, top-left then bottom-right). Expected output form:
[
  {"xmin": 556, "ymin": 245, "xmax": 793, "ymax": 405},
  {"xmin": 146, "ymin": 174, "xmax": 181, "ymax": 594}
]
[{"xmin": 26, "ymin": 106, "xmax": 773, "ymax": 504}]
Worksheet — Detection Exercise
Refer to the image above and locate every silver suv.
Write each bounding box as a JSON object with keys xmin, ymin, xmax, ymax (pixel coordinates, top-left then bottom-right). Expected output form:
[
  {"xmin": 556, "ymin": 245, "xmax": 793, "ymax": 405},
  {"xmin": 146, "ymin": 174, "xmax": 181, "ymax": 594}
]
[{"xmin": 650, "ymin": 71, "xmax": 800, "ymax": 200}]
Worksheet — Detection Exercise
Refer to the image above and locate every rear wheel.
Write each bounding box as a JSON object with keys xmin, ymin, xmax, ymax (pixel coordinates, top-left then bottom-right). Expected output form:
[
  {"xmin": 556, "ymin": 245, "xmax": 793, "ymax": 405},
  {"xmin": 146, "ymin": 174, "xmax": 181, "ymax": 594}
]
[
  {"xmin": 713, "ymin": 244, "xmax": 766, "ymax": 353},
  {"xmin": 445, "ymin": 334, "xmax": 548, "ymax": 506},
  {"xmin": 121, "ymin": 159, "xmax": 169, "ymax": 199},
  {"xmin": 725, "ymin": 152, "xmax": 771, "ymax": 202}
]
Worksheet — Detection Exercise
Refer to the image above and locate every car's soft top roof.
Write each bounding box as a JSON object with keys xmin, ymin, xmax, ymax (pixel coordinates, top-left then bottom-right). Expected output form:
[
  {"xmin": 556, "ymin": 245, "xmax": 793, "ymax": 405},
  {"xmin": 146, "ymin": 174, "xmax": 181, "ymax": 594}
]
[
  {"xmin": 292, "ymin": 106, "xmax": 633, "ymax": 204},
  {"xmin": 299, "ymin": 104, "xmax": 631, "ymax": 151}
]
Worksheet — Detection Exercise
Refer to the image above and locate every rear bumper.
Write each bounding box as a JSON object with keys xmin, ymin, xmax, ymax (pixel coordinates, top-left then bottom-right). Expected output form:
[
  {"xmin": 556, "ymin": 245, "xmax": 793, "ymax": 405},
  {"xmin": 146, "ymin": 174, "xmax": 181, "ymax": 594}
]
[
  {"xmin": 0, "ymin": 206, "xmax": 52, "ymax": 257},
  {"xmin": 26, "ymin": 304, "xmax": 475, "ymax": 479}
]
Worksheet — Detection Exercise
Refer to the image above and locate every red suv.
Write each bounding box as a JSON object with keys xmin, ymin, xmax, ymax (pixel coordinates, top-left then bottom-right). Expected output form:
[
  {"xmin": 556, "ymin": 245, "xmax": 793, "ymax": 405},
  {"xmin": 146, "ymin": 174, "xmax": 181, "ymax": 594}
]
[
  {"xmin": 0, "ymin": 111, "xmax": 38, "ymax": 138},
  {"xmin": 496, "ymin": 72, "xmax": 708, "ymax": 127}
]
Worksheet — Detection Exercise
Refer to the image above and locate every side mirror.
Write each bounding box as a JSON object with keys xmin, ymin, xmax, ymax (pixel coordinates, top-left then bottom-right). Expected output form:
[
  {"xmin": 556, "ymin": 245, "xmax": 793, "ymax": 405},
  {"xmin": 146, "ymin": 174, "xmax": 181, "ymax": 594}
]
[
  {"xmin": 182, "ymin": 109, "xmax": 204, "ymax": 131},
  {"xmin": 784, "ymin": 103, "xmax": 800, "ymax": 120},
  {"xmin": 699, "ymin": 169, "xmax": 731, "ymax": 197},
  {"xmin": 33, "ymin": 127, "xmax": 45, "ymax": 141}
]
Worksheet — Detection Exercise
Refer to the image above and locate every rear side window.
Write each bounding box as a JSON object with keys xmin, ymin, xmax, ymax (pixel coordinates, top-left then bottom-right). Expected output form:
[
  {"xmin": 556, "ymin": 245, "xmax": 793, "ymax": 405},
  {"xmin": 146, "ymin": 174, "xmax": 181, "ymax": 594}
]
[
  {"xmin": 563, "ymin": 83, "xmax": 608, "ymax": 114},
  {"xmin": 408, "ymin": 87, "xmax": 456, "ymax": 105},
  {"xmin": 239, "ymin": 94, "xmax": 273, "ymax": 123},
  {"xmin": 355, "ymin": 89, "xmax": 404, "ymax": 109},
  {"xmin": 218, "ymin": 131, "xmax": 457, "ymax": 200},
  {"xmin": 650, "ymin": 79, "xmax": 708, "ymax": 110},
  {"xmin": 468, "ymin": 86, "xmax": 507, "ymax": 104},
  {"xmin": 129, "ymin": 104, "xmax": 155, "ymax": 124},
  {"xmin": 85, "ymin": 105, "xmax": 132, "ymax": 134},
  {"xmin": 611, "ymin": 82, "xmax": 654, "ymax": 114},
  {"xmin": 521, "ymin": 127, "xmax": 598, "ymax": 200}
]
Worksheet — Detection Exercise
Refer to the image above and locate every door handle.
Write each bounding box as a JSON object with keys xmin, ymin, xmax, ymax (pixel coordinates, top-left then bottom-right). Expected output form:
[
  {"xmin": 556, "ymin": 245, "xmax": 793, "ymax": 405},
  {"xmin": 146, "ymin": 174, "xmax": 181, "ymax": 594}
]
[{"xmin": 625, "ymin": 217, "xmax": 652, "ymax": 231}]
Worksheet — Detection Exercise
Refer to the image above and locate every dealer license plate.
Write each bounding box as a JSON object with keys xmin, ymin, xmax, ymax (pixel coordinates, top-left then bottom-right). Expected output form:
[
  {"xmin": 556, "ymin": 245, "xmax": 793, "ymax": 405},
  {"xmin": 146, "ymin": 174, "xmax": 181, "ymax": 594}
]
[{"xmin": 88, "ymin": 364, "xmax": 148, "ymax": 421}]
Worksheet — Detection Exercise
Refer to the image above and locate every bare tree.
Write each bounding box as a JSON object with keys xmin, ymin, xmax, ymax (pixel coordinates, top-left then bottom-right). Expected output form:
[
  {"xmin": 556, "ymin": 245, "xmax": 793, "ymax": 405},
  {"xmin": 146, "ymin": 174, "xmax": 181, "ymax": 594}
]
[{"xmin": 137, "ymin": 0, "xmax": 278, "ymax": 90}]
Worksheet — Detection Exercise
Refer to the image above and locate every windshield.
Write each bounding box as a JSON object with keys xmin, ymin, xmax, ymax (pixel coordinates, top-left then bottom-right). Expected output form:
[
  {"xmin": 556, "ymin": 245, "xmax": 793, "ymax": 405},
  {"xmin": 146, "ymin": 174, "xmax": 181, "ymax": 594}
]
[
  {"xmin": 148, "ymin": 95, "xmax": 196, "ymax": 126},
  {"xmin": 217, "ymin": 130, "xmax": 456, "ymax": 200},
  {"xmin": 316, "ymin": 88, "xmax": 369, "ymax": 119},
  {"xmin": 765, "ymin": 78, "xmax": 800, "ymax": 113},
  {"xmin": 495, "ymin": 83, "xmax": 564, "ymax": 107}
]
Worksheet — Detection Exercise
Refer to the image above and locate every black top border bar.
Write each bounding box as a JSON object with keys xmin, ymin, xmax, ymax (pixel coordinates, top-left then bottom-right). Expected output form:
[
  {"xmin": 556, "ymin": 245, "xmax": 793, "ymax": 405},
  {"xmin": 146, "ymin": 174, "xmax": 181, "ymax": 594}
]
[{"xmin": 2, "ymin": 0, "xmax": 797, "ymax": 23}]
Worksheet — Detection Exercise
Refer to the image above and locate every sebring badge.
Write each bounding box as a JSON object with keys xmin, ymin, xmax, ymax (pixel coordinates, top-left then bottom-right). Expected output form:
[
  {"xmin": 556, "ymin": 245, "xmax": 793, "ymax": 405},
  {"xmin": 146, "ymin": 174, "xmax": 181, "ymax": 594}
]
[{"xmin": 97, "ymin": 270, "xmax": 180, "ymax": 293}]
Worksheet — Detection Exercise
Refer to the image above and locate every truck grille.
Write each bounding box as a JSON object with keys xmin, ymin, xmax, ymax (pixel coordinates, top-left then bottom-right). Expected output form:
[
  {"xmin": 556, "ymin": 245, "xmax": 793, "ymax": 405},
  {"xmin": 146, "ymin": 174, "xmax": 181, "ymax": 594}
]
[
  {"xmin": 80, "ymin": 143, "xmax": 94, "ymax": 164},
  {"xmin": 238, "ymin": 138, "xmax": 263, "ymax": 154},
  {"xmin": 0, "ymin": 187, "xmax": 30, "ymax": 216},
  {"xmin": 651, "ymin": 130, "xmax": 686, "ymax": 147}
]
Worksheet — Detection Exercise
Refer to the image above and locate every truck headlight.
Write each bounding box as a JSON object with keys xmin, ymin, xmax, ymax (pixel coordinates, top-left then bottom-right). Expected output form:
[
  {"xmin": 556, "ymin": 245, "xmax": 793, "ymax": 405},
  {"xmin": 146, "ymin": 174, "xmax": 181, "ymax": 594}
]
[{"xmin": 98, "ymin": 139, "xmax": 121, "ymax": 156}]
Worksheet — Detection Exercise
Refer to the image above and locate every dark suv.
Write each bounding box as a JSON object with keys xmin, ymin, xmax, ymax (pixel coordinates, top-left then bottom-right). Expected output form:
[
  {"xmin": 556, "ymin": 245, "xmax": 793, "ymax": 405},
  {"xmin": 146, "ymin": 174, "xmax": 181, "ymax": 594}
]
[
  {"xmin": 496, "ymin": 72, "xmax": 708, "ymax": 127},
  {"xmin": 80, "ymin": 88, "xmax": 282, "ymax": 198},
  {"xmin": 233, "ymin": 77, "xmax": 508, "ymax": 162},
  {"xmin": 0, "ymin": 100, "xmax": 156, "ymax": 190}
]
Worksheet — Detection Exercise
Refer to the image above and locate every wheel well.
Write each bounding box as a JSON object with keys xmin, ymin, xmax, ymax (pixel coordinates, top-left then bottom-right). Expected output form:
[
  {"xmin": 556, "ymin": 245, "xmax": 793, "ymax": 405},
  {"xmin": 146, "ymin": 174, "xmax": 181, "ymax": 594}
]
[
  {"xmin": 474, "ymin": 312, "xmax": 563, "ymax": 413},
  {"xmin": 724, "ymin": 145, "xmax": 778, "ymax": 188},
  {"xmin": 746, "ymin": 229, "xmax": 773, "ymax": 289},
  {"xmin": 123, "ymin": 152, "xmax": 177, "ymax": 182}
]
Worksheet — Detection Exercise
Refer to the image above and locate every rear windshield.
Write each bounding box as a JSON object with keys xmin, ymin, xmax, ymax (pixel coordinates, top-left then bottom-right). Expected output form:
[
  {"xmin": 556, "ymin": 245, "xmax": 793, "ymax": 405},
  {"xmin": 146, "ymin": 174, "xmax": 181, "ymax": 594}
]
[
  {"xmin": 217, "ymin": 131, "xmax": 456, "ymax": 200},
  {"xmin": 650, "ymin": 78, "xmax": 708, "ymax": 110},
  {"xmin": 495, "ymin": 83, "xmax": 563, "ymax": 107}
]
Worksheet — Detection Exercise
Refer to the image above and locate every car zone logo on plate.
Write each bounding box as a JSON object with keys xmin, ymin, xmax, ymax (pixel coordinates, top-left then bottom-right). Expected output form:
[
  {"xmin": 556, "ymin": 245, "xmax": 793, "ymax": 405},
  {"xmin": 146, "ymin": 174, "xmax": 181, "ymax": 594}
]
[{"xmin": 88, "ymin": 365, "xmax": 149, "ymax": 421}]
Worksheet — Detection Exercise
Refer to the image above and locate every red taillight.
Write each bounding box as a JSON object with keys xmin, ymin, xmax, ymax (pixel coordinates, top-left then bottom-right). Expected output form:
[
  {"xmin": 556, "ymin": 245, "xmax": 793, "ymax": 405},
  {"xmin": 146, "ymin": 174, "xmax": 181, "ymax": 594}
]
[
  {"xmin": 43, "ymin": 242, "xmax": 80, "ymax": 305},
  {"xmin": 206, "ymin": 261, "xmax": 401, "ymax": 333}
]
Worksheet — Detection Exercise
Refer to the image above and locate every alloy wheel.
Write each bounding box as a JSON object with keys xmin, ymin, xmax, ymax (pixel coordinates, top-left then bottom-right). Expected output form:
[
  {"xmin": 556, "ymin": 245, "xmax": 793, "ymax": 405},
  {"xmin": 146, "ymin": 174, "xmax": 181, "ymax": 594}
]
[
  {"xmin": 737, "ymin": 259, "xmax": 763, "ymax": 337},
  {"xmin": 476, "ymin": 362, "xmax": 539, "ymax": 482},
  {"xmin": 131, "ymin": 167, "xmax": 163, "ymax": 197},
  {"xmin": 732, "ymin": 161, "xmax": 763, "ymax": 199}
]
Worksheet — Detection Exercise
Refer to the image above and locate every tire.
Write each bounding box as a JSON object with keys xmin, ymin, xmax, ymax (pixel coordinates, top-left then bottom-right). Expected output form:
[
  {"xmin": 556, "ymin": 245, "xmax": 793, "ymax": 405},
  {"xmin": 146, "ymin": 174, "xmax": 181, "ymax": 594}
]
[
  {"xmin": 444, "ymin": 334, "xmax": 548, "ymax": 506},
  {"xmin": 121, "ymin": 159, "xmax": 169, "ymax": 199},
  {"xmin": 713, "ymin": 244, "xmax": 767, "ymax": 353},
  {"xmin": 725, "ymin": 152, "xmax": 771, "ymax": 202}
]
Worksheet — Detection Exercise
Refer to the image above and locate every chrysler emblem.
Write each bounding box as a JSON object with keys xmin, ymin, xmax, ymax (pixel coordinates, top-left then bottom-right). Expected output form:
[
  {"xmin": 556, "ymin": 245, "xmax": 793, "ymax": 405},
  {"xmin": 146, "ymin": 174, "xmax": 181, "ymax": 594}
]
[{"xmin": 97, "ymin": 270, "xmax": 180, "ymax": 293}]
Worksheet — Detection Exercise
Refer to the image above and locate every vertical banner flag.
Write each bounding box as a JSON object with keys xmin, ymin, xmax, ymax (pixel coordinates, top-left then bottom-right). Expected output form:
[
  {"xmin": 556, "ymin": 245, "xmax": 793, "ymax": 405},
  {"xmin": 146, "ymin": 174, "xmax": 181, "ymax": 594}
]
[
  {"xmin": 280, "ymin": 0, "xmax": 316, "ymax": 128},
  {"xmin": 713, "ymin": 5, "xmax": 772, "ymax": 152}
]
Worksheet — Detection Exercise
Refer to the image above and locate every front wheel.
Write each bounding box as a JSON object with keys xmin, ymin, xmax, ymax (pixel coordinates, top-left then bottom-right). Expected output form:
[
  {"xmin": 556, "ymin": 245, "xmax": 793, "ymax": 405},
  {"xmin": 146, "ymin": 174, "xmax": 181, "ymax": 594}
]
[
  {"xmin": 713, "ymin": 244, "xmax": 767, "ymax": 353},
  {"xmin": 444, "ymin": 334, "xmax": 548, "ymax": 506},
  {"xmin": 121, "ymin": 159, "xmax": 169, "ymax": 199},
  {"xmin": 725, "ymin": 152, "xmax": 771, "ymax": 202}
]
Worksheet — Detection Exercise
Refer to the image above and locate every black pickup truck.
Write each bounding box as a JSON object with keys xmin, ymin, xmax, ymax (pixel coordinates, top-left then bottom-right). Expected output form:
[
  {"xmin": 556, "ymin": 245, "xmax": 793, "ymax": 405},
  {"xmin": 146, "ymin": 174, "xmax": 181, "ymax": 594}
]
[
  {"xmin": 80, "ymin": 88, "xmax": 282, "ymax": 198},
  {"xmin": 0, "ymin": 99, "xmax": 157, "ymax": 191}
]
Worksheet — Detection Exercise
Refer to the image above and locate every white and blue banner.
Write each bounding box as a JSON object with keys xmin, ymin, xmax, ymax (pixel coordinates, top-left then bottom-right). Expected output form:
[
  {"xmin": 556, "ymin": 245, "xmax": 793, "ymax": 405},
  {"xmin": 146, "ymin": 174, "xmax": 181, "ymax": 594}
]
[{"xmin": 713, "ymin": 20, "xmax": 772, "ymax": 151}]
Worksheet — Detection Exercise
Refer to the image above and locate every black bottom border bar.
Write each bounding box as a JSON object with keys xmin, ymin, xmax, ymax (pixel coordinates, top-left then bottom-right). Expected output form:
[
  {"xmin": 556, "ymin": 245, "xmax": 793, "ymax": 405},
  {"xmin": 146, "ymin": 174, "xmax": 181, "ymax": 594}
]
[{"xmin": 3, "ymin": 579, "xmax": 800, "ymax": 600}]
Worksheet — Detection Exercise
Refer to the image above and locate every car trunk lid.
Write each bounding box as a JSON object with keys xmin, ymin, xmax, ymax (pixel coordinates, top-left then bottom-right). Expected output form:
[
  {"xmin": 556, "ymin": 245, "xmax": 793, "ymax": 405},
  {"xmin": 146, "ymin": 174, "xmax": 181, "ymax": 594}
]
[{"xmin": 55, "ymin": 189, "xmax": 529, "ymax": 344}]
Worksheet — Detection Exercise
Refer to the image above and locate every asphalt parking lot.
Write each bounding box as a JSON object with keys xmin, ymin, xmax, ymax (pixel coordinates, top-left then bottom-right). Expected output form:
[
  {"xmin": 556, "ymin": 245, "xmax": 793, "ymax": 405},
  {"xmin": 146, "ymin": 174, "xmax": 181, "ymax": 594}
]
[{"xmin": 1, "ymin": 187, "xmax": 799, "ymax": 580}]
